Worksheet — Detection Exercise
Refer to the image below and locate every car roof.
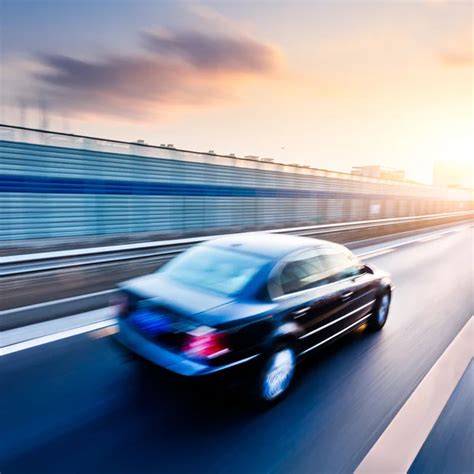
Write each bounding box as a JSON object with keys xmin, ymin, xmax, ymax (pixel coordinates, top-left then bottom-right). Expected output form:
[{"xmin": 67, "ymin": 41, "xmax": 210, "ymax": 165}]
[{"xmin": 205, "ymin": 232, "xmax": 337, "ymax": 260}]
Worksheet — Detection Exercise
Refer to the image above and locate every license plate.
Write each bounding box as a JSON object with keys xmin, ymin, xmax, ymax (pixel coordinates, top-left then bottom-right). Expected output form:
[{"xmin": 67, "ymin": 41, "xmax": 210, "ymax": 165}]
[{"xmin": 130, "ymin": 308, "xmax": 171, "ymax": 336}]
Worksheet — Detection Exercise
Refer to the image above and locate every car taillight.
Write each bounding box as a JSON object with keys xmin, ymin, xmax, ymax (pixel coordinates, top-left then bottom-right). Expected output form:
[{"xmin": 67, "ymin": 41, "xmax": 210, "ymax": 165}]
[{"xmin": 182, "ymin": 327, "xmax": 229, "ymax": 359}]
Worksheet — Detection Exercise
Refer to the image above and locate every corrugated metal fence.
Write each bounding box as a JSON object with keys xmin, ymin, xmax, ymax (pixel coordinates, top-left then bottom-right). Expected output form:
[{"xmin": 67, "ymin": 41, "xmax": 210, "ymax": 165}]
[{"xmin": 0, "ymin": 125, "xmax": 472, "ymax": 241}]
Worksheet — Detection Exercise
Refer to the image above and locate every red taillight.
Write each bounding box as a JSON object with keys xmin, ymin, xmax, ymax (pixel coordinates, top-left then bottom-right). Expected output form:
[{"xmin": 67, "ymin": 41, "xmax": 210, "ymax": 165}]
[{"xmin": 182, "ymin": 328, "xmax": 229, "ymax": 359}]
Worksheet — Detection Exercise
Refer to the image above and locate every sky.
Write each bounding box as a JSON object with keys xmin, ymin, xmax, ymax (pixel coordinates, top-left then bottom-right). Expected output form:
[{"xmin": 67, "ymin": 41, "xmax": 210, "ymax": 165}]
[{"xmin": 1, "ymin": 0, "xmax": 472, "ymax": 183}]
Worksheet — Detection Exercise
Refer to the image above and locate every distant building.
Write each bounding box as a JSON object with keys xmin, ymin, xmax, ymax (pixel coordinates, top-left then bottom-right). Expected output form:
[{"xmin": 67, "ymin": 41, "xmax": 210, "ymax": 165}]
[
  {"xmin": 351, "ymin": 165, "xmax": 405, "ymax": 181},
  {"xmin": 433, "ymin": 160, "xmax": 473, "ymax": 188}
]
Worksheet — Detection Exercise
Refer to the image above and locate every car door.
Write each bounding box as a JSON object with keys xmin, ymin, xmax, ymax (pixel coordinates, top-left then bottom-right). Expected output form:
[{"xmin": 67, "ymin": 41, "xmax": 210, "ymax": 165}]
[
  {"xmin": 270, "ymin": 248, "xmax": 347, "ymax": 353},
  {"xmin": 321, "ymin": 247, "xmax": 378, "ymax": 330}
]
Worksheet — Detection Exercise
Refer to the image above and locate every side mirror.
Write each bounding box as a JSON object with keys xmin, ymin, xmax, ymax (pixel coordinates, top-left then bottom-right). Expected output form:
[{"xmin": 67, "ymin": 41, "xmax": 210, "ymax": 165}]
[{"xmin": 361, "ymin": 264, "xmax": 374, "ymax": 274}]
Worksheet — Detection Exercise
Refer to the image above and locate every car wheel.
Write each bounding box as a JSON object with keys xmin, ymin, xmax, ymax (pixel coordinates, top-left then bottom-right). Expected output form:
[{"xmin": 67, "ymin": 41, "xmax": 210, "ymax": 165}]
[
  {"xmin": 368, "ymin": 291, "xmax": 391, "ymax": 331},
  {"xmin": 256, "ymin": 345, "xmax": 296, "ymax": 404}
]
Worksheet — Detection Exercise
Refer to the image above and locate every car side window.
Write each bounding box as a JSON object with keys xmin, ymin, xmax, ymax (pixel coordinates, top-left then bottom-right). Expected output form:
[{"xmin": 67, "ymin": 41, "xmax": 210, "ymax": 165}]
[
  {"xmin": 278, "ymin": 250, "xmax": 332, "ymax": 295},
  {"xmin": 322, "ymin": 249, "xmax": 362, "ymax": 281}
]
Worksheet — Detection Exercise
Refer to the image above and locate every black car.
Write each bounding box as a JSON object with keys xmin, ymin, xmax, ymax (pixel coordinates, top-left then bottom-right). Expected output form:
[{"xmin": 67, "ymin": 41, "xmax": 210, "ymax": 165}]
[{"xmin": 114, "ymin": 233, "xmax": 393, "ymax": 403}]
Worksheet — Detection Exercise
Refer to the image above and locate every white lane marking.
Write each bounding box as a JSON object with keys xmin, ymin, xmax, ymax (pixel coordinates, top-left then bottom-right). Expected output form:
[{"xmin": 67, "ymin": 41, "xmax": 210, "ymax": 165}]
[
  {"xmin": 359, "ymin": 248, "xmax": 394, "ymax": 259},
  {"xmin": 0, "ymin": 319, "xmax": 117, "ymax": 356},
  {"xmin": 344, "ymin": 223, "xmax": 469, "ymax": 248},
  {"xmin": 356, "ymin": 316, "xmax": 474, "ymax": 474},
  {"xmin": 355, "ymin": 225, "xmax": 468, "ymax": 259},
  {"xmin": 415, "ymin": 227, "xmax": 468, "ymax": 242},
  {"xmin": 1, "ymin": 307, "xmax": 116, "ymax": 347},
  {"xmin": 416, "ymin": 234, "xmax": 442, "ymax": 243},
  {"xmin": 0, "ymin": 289, "xmax": 116, "ymax": 316}
]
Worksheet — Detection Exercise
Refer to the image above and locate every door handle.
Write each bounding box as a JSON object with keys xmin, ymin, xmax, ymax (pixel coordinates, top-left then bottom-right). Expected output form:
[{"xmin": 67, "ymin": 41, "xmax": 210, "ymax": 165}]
[
  {"xmin": 292, "ymin": 306, "xmax": 311, "ymax": 318},
  {"xmin": 341, "ymin": 291, "xmax": 354, "ymax": 300}
]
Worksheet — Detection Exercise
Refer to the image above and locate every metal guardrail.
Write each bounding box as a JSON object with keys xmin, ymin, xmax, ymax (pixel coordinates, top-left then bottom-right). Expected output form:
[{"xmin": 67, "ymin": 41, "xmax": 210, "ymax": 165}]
[{"xmin": 0, "ymin": 211, "xmax": 472, "ymax": 278}]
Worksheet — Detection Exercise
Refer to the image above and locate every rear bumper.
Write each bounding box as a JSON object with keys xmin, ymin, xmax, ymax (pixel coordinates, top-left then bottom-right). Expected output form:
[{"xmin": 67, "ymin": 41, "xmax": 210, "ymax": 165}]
[{"xmin": 115, "ymin": 320, "xmax": 260, "ymax": 377}]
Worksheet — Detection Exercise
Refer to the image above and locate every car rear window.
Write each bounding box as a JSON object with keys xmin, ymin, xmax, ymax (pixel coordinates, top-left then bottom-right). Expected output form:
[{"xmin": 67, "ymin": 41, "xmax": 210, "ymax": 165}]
[{"xmin": 160, "ymin": 245, "xmax": 268, "ymax": 297}]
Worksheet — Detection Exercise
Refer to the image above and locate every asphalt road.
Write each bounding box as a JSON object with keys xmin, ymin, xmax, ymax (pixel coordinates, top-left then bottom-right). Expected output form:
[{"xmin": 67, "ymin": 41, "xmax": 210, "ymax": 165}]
[{"xmin": 1, "ymin": 224, "xmax": 473, "ymax": 474}]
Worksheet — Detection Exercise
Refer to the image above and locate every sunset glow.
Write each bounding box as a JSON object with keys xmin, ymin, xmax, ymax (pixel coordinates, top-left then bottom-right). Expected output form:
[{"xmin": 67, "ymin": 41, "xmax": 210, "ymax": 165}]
[{"xmin": 1, "ymin": 0, "xmax": 472, "ymax": 184}]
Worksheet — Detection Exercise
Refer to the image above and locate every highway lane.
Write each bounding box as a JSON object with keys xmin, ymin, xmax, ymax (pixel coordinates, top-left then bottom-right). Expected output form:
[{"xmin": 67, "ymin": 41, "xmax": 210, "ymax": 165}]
[
  {"xmin": 1, "ymin": 225, "xmax": 472, "ymax": 473},
  {"xmin": 408, "ymin": 360, "xmax": 473, "ymax": 474}
]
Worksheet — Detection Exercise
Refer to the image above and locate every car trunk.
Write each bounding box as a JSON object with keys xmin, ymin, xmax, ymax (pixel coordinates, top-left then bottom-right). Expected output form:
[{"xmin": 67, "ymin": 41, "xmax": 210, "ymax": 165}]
[{"xmin": 119, "ymin": 273, "xmax": 233, "ymax": 351}]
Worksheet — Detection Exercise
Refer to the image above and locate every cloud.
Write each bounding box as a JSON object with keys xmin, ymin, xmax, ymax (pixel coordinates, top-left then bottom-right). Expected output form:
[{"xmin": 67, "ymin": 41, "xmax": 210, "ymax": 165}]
[
  {"xmin": 438, "ymin": 51, "xmax": 474, "ymax": 67},
  {"xmin": 32, "ymin": 29, "xmax": 281, "ymax": 120},
  {"xmin": 143, "ymin": 30, "xmax": 276, "ymax": 74}
]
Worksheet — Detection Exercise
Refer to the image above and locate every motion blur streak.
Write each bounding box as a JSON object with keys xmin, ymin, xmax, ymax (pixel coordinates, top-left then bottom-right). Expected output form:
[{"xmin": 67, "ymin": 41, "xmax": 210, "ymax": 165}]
[
  {"xmin": 0, "ymin": 319, "xmax": 116, "ymax": 356},
  {"xmin": 1, "ymin": 224, "xmax": 472, "ymax": 473}
]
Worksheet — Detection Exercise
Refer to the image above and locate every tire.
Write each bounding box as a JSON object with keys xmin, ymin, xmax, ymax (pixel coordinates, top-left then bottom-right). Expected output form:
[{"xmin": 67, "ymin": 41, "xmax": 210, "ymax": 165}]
[
  {"xmin": 368, "ymin": 291, "xmax": 391, "ymax": 331},
  {"xmin": 254, "ymin": 344, "xmax": 296, "ymax": 404}
]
